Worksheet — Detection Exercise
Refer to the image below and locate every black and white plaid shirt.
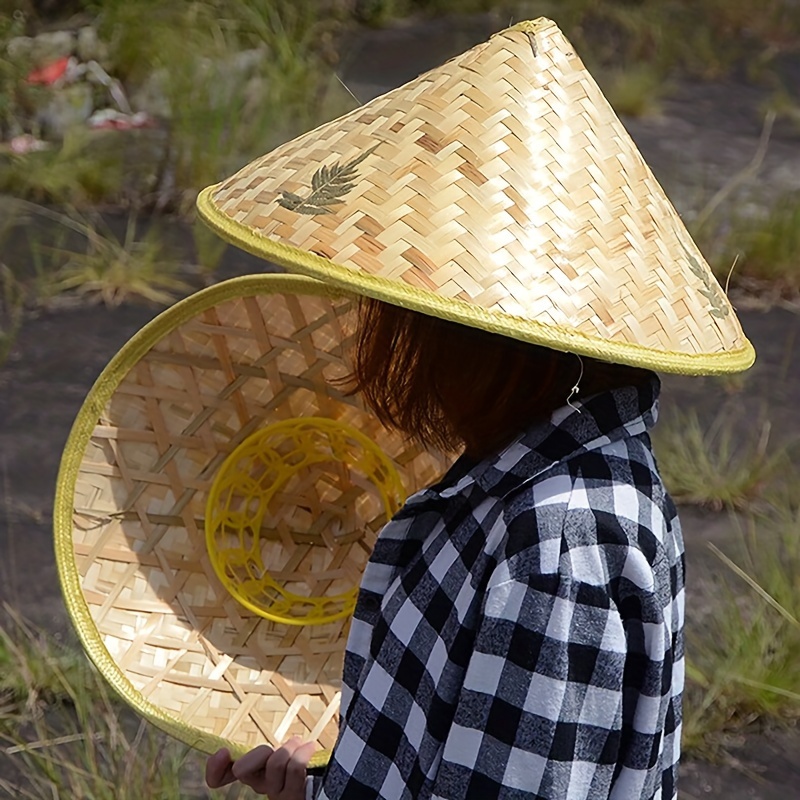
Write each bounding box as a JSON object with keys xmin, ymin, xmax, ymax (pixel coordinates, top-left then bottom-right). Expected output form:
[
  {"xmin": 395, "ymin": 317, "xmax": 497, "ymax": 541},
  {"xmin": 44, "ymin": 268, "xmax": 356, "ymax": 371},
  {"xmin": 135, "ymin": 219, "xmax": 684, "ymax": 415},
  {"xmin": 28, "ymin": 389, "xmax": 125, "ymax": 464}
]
[{"xmin": 310, "ymin": 377, "xmax": 684, "ymax": 800}]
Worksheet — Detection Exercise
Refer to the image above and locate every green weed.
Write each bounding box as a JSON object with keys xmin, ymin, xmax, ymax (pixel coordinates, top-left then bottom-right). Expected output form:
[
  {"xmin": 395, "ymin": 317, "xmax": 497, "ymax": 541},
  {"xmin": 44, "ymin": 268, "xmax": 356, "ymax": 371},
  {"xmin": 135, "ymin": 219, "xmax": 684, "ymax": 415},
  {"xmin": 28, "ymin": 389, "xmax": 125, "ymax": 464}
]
[
  {"xmin": 597, "ymin": 64, "xmax": 672, "ymax": 118},
  {"xmin": 89, "ymin": 1, "xmax": 197, "ymax": 86},
  {"xmin": 763, "ymin": 86, "xmax": 800, "ymax": 132},
  {"xmin": 683, "ymin": 509, "xmax": 800, "ymax": 756},
  {"xmin": 0, "ymin": 2, "xmax": 352, "ymax": 212},
  {"xmin": 192, "ymin": 214, "xmax": 229, "ymax": 279},
  {"xmin": 0, "ymin": 611, "xmax": 92, "ymax": 712},
  {"xmin": 0, "ymin": 200, "xmax": 25, "ymax": 365},
  {"xmin": 84, "ymin": 0, "xmax": 352, "ymax": 210},
  {"xmin": 0, "ymin": 264, "xmax": 24, "ymax": 368},
  {"xmin": 0, "ymin": 130, "xmax": 125, "ymax": 207},
  {"xmin": 24, "ymin": 221, "xmax": 77, "ymax": 305},
  {"xmin": 653, "ymin": 410, "xmax": 787, "ymax": 510},
  {"xmin": 495, "ymin": 1, "xmax": 800, "ymax": 79},
  {"xmin": 0, "ymin": 199, "xmax": 188, "ymax": 307},
  {"xmin": 0, "ymin": 9, "xmax": 33, "ymax": 140},
  {"xmin": 725, "ymin": 192, "xmax": 800, "ymax": 291},
  {"xmin": 353, "ymin": 0, "xmax": 493, "ymax": 25},
  {"xmin": 0, "ymin": 608, "xmax": 260, "ymax": 799},
  {"xmin": 48, "ymin": 213, "xmax": 187, "ymax": 307}
]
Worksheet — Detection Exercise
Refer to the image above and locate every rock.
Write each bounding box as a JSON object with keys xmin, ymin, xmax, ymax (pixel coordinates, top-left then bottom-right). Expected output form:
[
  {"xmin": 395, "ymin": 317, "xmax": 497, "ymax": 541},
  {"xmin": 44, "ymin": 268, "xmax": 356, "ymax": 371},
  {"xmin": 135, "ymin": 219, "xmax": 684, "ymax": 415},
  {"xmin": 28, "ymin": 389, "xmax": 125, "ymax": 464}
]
[
  {"xmin": 228, "ymin": 48, "xmax": 267, "ymax": 78},
  {"xmin": 243, "ymin": 75, "xmax": 268, "ymax": 111},
  {"xmin": 129, "ymin": 48, "xmax": 267, "ymax": 120},
  {"xmin": 37, "ymin": 83, "xmax": 94, "ymax": 137},
  {"xmin": 30, "ymin": 30, "xmax": 76, "ymax": 66},
  {"xmin": 7, "ymin": 36, "xmax": 34, "ymax": 64},
  {"xmin": 130, "ymin": 68, "xmax": 172, "ymax": 118},
  {"xmin": 763, "ymin": 156, "xmax": 800, "ymax": 195},
  {"xmin": 76, "ymin": 26, "xmax": 108, "ymax": 64}
]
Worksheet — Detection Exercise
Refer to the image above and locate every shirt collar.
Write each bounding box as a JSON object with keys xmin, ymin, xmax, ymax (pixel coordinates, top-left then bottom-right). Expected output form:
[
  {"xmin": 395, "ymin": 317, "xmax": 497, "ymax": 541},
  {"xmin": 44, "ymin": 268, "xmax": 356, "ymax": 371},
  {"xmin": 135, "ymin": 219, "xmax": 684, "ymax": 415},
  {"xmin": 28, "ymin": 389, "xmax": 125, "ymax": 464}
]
[{"xmin": 406, "ymin": 374, "xmax": 660, "ymax": 505}]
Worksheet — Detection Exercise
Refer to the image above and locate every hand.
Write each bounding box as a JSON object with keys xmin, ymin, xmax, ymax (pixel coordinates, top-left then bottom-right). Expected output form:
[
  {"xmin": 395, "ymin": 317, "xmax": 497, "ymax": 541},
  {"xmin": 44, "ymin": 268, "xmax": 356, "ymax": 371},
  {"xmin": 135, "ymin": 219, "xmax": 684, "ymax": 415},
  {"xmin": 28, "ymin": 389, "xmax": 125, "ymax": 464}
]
[{"xmin": 205, "ymin": 737, "xmax": 317, "ymax": 798}]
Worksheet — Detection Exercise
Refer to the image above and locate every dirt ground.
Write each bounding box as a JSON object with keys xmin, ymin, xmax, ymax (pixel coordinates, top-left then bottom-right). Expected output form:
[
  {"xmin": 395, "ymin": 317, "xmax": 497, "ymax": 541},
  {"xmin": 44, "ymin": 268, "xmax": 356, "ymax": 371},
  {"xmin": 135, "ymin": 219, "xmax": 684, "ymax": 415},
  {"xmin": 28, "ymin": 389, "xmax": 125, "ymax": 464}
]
[
  {"xmin": 2, "ymin": 294, "xmax": 799, "ymax": 798},
  {"xmin": 1, "ymin": 11, "xmax": 800, "ymax": 798}
]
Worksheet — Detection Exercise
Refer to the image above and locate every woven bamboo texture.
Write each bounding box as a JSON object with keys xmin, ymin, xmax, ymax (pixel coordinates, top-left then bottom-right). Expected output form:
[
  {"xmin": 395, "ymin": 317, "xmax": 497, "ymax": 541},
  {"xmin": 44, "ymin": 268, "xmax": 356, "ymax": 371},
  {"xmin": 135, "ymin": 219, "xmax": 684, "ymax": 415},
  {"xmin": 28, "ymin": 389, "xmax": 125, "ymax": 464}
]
[
  {"xmin": 58, "ymin": 276, "xmax": 450, "ymax": 760},
  {"xmin": 199, "ymin": 18, "xmax": 754, "ymax": 375}
]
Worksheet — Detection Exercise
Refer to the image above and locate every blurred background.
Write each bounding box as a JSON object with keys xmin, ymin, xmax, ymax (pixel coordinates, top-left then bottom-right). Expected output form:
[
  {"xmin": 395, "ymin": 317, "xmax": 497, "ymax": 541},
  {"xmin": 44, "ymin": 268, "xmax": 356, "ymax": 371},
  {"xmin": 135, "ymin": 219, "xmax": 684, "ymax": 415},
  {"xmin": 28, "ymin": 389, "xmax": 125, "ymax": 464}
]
[{"xmin": 0, "ymin": 1, "xmax": 798, "ymax": 797}]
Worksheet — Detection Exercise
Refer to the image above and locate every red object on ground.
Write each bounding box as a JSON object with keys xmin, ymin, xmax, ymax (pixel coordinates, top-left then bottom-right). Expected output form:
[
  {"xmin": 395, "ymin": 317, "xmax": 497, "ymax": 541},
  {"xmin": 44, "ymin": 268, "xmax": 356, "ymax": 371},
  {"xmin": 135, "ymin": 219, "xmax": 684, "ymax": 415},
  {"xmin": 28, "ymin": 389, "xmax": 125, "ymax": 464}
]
[
  {"xmin": 87, "ymin": 109, "xmax": 155, "ymax": 131},
  {"xmin": 26, "ymin": 56, "xmax": 71, "ymax": 86},
  {"xmin": 8, "ymin": 134, "xmax": 50, "ymax": 154}
]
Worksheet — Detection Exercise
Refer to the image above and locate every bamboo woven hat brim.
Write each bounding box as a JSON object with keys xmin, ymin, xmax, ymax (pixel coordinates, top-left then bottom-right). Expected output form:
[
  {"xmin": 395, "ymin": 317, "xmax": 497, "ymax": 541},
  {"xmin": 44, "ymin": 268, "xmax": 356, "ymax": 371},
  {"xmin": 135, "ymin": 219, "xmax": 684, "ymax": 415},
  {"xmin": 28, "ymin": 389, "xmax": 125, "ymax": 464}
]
[
  {"xmin": 54, "ymin": 274, "xmax": 450, "ymax": 766},
  {"xmin": 197, "ymin": 17, "xmax": 754, "ymax": 376}
]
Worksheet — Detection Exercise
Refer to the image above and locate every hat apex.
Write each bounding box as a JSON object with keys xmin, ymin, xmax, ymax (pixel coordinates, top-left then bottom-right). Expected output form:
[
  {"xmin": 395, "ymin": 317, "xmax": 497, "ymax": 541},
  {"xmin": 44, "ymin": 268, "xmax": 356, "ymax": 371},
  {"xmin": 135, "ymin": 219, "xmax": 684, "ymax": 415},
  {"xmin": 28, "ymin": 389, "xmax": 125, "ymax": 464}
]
[{"xmin": 198, "ymin": 17, "xmax": 754, "ymax": 375}]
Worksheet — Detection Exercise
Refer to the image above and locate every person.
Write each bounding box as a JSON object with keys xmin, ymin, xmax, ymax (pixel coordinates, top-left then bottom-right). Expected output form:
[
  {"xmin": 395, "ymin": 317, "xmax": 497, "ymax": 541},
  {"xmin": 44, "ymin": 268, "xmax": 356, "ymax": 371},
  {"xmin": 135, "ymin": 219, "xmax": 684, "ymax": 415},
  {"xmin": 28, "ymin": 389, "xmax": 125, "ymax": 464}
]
[
  {"xmin": 196, "ymin": 18, "xmax": 754, "ymax": 799},
  {"xmin": 205, "ymin": 296, "xmax": 683, "ymax": 799}
]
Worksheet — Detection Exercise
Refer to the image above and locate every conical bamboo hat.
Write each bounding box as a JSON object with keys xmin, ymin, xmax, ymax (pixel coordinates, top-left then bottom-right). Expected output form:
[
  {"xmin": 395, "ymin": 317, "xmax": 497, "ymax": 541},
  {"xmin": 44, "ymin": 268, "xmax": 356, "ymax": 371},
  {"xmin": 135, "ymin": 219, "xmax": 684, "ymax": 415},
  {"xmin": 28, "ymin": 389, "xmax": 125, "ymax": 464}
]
[
  {"xmin": 54, "ymin": 275, "xmax": 450, "ymax": 766},
  {"xmin": 198, "ymin": 17, "xmax": 754, "ymax": 375}
]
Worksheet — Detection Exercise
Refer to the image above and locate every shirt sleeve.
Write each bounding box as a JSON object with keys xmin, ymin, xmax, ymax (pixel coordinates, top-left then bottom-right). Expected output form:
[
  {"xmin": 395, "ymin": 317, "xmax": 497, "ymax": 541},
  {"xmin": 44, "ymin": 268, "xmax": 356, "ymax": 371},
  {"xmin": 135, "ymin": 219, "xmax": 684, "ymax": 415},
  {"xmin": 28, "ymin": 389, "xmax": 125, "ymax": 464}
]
[
  {"xmin": 306, "ymin": 771, "xmax": 324, "ymax": 800},
  {"xmin": 432, "ymin": 569, "xmax": 668, "ymax": 799}
]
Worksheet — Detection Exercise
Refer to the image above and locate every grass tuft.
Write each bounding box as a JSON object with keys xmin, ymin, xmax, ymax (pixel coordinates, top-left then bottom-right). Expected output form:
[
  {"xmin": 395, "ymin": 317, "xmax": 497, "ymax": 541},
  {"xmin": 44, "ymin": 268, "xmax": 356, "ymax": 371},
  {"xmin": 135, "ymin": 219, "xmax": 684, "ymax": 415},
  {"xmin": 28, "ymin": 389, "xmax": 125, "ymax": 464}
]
[
  {"xmin": 48, "ymin": 214, "xmax": 187, "ymax": 307},
  {"xmin": 0, "ymin": 200, "xmax": 188, "ymax": 308},
  {"xmin": 683, "ymin": 508, "xmax": 800, "ymax": 756},
  {"xmin": 0, "ymin": 9, "xmax": 34, "ymax": 140},
  {"xmin": 192, "ymin": 215, "xmax": 229, "ymax": 279},
  {"xmin": 725, "ymin": 191, "xmax": 800, "ymax": 292},
  {"xmin": 0, "ymin": 131, "xmax": 126, "ymax": 207},
  {"xmin": 653, "ymin": 409, "xmax": 788, "ymax": 510},
  {"xmin": 597, "ymin": 64, "xmax": 671, "ymax": 118},
  {"xmin": 0, "ymin": 606, "xmax": 260, "ymax": 798},
  {"xmin": 0, "ymin": 611, "xmax": 92, "ymax": 712},
  {"xmin": 0, "ymin": 201, "xmax": 27, "ymax": 366},
  {"xmin": 0, "ymin": 264, "xmax": 24, "ymax": 369}
]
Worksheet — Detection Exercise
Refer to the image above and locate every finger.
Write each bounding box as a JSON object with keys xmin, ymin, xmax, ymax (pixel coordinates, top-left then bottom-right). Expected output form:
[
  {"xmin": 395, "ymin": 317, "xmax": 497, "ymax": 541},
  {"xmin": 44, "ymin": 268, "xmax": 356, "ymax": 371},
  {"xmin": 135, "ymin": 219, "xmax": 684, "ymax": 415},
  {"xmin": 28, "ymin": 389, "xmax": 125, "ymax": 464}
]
[
  {"xmin": 282, "ymin": 741, "xmax": 318, "ymax": 798},
  {"xmin": 205, "ymin": 748, "xmax": 236, "ymax": 789},
  {"xmin": 231, "ymin": 744, "xmax": 274, "ymax": 777},
  {"xmin": 231, "ymin": 744, "xmax": 275, "ymax": 789},
  {"xmin": 263, "ymin": 737, "xmax": 303, "ymax": 797}
]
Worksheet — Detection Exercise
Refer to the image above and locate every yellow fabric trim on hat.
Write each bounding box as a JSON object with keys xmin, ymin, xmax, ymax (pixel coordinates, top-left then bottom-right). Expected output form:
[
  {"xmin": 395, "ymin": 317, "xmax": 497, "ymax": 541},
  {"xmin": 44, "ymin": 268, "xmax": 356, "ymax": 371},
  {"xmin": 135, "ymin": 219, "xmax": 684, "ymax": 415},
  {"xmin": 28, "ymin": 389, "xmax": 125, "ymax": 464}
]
[
  {"xmin": 54, "ymin": 274, "xmax": 346, "ymax": 769},
  {"xmin": 196, "ymin": 187, "xmax": 756, "ymax": 376}
]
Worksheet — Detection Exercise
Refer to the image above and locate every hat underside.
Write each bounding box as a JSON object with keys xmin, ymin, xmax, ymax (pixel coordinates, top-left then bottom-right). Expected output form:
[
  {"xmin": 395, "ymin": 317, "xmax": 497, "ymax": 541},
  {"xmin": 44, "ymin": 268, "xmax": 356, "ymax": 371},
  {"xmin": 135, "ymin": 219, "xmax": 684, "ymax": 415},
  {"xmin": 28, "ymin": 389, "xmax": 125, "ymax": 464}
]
[{"xmin": 55, "ymin": 275, "xmax": 451, "ymax": 766}]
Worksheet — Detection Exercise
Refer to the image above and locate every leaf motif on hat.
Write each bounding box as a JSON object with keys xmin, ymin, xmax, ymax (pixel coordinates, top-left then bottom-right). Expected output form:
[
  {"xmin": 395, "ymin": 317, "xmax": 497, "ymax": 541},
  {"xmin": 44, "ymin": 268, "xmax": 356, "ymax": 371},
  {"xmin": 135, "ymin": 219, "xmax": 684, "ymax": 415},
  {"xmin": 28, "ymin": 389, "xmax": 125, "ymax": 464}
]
[
  {"xmin": 278, "ymin": 144, "xmax": 380, "ymax": 215},
  {"xmin": 678, "ymin": 237, "xmax": 730, "ymax": 319}
]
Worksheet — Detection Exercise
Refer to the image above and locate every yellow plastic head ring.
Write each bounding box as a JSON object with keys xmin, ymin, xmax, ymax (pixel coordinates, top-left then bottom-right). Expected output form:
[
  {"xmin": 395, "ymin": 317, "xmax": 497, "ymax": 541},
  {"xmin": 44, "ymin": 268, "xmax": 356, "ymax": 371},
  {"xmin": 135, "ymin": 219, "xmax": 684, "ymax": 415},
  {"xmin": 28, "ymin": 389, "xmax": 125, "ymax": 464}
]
[{"xmin": 205, "ymin": 417, "xmax": 405, "ymax": 626}]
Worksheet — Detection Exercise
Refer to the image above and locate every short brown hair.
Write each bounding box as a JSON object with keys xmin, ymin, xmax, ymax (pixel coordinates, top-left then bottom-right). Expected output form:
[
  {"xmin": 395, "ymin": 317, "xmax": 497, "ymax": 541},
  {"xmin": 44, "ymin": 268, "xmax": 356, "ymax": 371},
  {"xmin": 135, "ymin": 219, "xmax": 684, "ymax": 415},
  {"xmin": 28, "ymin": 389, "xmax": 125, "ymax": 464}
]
[{"xmin": 346, "ymin": 298, "xmax": 652, "ymax": 457}]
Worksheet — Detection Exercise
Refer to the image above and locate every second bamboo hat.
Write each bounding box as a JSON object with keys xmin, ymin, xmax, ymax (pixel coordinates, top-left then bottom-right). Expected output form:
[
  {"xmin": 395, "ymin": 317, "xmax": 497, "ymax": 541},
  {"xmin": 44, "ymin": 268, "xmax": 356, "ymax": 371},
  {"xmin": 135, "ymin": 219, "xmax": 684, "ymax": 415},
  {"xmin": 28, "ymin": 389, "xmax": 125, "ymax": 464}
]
[
  {"xmin": 55, "ymin": 275, "xmax": 450, "ymax": 766},
  {"xmin": 198, "ymin": 17, "xmax": 754, "ymax": 375}
]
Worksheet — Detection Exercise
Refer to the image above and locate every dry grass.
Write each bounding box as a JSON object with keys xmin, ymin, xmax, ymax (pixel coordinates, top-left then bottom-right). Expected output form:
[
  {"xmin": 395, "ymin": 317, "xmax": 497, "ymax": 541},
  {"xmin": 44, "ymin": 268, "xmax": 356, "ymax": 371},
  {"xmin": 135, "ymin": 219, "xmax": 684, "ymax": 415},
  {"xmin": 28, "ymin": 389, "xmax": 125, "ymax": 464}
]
[
  {"xmin": 48, "ymin": 214, "xmax": 187, "ymax": 307},
  {"xmin": 3, "ymin": 1, "xmax": 353, "ymax": 211},
  {"xmin": 1, "ymin": 199, "xmax": 188, "ymax": 308},
  {"xmin": 0, "ymin": 607, "xmax": 262, "ymax": 799},
  {"xmin": 683, "ymin": 506, "xmax": 800, "ymax": 757},
  {"xmin": 653, "ymin": 409, "xmax": 789, "ymax": 511},
  {"xmin": 0, "ymin": 131, "xmax": 126, "ymax": 208},
  {"xmin": 0, "ymin": 264, "xmax": 25, "ymax": 369},
  {"xmin": 596, "ymin": 64, "xmax": 672, "ymax": 118},
  {"xmin": 725, "ymin": 192, "xmax": 800, "ymax": 292}
]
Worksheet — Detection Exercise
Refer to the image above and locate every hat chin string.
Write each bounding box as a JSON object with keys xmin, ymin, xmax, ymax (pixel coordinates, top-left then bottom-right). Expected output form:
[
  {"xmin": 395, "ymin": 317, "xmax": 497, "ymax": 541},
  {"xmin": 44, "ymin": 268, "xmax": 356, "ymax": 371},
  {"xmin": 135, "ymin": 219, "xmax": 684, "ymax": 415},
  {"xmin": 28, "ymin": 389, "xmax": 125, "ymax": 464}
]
[{"xmin": 566, "ymin": 354, "xmax": 584, "ymax": 414}]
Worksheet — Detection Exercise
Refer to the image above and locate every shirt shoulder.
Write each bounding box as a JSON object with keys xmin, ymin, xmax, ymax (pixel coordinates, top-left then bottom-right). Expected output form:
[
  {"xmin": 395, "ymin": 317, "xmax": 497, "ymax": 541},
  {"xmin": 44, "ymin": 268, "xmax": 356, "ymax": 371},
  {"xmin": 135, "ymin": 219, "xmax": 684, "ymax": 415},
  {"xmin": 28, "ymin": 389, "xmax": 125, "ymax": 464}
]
[{"xmin": 494, "ymin": 434, "xmax": 679, "ymax": 588}]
